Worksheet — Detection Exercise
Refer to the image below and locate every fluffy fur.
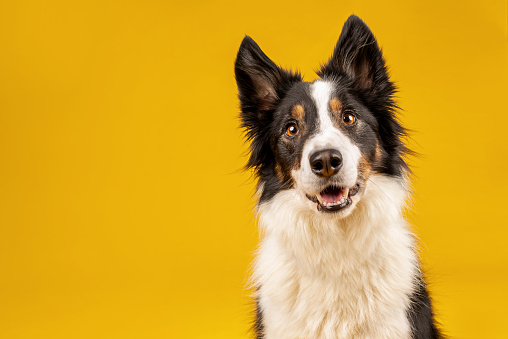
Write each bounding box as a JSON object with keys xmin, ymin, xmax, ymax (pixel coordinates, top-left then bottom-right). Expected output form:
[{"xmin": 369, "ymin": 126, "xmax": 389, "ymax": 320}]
[{"xmin": 235, "ymin": 15, "xmax": 440, "ymax": 339}]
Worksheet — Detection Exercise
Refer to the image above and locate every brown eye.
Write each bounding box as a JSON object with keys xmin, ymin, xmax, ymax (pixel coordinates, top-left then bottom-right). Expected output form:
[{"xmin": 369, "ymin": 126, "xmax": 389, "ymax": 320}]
[
  {"xmin": 342, "ymin": 113, "xmax": 356, "ymax": 125},
  {"xmin": 285, "ymin": 123, "xmax": 299, "ymax": 137}
]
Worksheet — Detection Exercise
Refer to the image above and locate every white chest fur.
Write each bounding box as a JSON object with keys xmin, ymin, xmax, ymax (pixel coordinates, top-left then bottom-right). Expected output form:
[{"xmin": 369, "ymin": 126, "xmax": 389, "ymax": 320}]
[{"xmin": 253, "ymin": 175, "xmax": 418, "ymax": 339}]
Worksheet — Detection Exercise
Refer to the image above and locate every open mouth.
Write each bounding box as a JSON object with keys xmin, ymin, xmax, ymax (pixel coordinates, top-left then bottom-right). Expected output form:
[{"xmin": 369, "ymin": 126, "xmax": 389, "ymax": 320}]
[{"xmin": 306, "ymin": 184, "xmax": 360, "ymax": 213}]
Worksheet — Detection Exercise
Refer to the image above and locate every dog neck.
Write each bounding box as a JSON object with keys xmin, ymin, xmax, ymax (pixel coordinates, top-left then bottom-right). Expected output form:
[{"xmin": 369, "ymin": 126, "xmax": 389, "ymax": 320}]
[{"xmin": 253, "ymin": 174, "xmax": 418, "ymax": 338}]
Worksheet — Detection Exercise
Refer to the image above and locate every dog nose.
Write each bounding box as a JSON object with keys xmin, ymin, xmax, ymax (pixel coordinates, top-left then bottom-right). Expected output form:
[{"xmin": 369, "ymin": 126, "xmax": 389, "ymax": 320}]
[{"xmin": 309, "ymin": 149, "xmax": 343, "ymax": 177}]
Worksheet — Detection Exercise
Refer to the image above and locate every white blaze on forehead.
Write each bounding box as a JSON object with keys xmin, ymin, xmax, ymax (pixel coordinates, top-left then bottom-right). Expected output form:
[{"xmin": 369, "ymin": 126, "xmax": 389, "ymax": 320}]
[{"xmin": 311, "ymin": 80, "xmax": 335, "ymax": 133}]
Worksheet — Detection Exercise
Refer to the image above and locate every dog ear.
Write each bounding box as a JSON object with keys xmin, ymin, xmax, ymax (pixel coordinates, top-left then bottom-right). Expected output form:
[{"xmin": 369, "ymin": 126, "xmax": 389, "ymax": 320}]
[
  {"xmin": 318, "ymin": 15, "xmax": 390, "ymax": 92},
  {"xmin": 235, "ymin": 36, "xmax": 301, "ymax": 112}
]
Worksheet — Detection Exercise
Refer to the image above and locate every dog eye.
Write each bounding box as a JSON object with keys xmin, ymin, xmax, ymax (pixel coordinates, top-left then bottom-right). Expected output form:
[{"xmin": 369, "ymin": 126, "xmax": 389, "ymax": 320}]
[
  {"xmin": 342, "ymin": 113, "xmax": 356, "ymax": 125},
  {"xmin": 285, "ymin": 123, "xmax": 299, "ymax": 137}
]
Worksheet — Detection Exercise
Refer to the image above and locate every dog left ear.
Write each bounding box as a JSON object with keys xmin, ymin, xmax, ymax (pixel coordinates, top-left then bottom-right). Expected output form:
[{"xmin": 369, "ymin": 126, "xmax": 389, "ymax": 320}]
[{"xmin": 318, "ymin": 15, "xmax": 391, "ymax": 93}]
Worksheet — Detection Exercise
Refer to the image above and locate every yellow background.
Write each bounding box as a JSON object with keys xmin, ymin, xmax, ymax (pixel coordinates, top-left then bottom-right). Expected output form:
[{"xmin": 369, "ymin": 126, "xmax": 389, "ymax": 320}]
[{"xmin": 0, "ymin": 1, "xmax": 507, "ymax": 338}]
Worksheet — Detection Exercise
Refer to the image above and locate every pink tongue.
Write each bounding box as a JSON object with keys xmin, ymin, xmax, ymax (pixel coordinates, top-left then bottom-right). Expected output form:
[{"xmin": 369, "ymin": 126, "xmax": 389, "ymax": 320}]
[{"xmin": 321, "ymin": 188, "xmax": 343, "ymax": 203}]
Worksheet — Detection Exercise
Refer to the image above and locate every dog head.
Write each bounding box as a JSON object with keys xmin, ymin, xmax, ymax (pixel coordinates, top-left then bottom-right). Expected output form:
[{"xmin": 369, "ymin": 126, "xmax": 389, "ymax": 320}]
[{"xmin": 235, "ymin": 15, "xmax": 409, "ymax": 218}]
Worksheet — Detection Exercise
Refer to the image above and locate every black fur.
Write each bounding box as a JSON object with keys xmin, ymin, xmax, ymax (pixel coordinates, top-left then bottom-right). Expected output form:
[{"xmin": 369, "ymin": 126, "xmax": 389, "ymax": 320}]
[
  {"xmin": 408, "ymin": 276, "xmax": 442, "ymax": 338},
  {"xmin": 254, "ymin": 299, "xmax": 265, "ymax": 339}
]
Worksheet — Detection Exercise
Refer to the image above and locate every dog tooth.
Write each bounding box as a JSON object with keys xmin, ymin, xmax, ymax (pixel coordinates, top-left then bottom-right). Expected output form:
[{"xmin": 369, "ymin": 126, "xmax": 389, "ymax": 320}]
[
  {"xmin": 316, "ymin": 194, "xmax": 324, "ymax": 204},
  {"xmin": 343, "ymin": 188, "xmax": 349, "ymax": 198}
]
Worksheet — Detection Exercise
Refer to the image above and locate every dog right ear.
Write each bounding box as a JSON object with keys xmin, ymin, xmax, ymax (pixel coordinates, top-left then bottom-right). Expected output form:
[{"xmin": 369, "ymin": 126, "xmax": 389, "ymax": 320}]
[
  {"xmin": 235, "ymin": 36, "xmax": 301, "ymax": 113},
  {"xmin": 235, "ymin": 36, "xmax": 301, "ymax": 170}
]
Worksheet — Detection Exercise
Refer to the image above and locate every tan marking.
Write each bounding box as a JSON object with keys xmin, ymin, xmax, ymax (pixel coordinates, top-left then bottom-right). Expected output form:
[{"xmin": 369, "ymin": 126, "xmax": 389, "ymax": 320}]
[
  {"xmin": 329, "ymin": 97, "xmax": 342, "ymax": 114},
  {"xmin": 291, "ymin": 104, "xmax": 305, "ymax": 120},
  {"xmin": 358, "ymin": 154, "xmax": 372, "ymax": 180},
  {"xmin": 373, "ymin": 143, "xmax": 384, "ymax": 169},
  {"xmin": 275, "ymin": 162, "xmax": 286, "ymax": 182},
  {"xmin": 375, "ymin": 143, "xmax": 383, "ymax": 159}
]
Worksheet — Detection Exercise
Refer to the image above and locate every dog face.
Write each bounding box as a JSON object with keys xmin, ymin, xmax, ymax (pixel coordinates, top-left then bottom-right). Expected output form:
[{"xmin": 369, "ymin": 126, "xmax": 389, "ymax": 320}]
[{"xmin": 235, "ymin": 16, "xmax": 408, "ymax": 218}]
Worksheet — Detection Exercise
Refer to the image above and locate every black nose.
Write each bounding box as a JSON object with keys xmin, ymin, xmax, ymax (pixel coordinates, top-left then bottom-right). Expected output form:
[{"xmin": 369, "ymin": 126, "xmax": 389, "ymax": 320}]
[{"xmin": 309, "ymin": 149, "xmax": 343, "ymax": 178}]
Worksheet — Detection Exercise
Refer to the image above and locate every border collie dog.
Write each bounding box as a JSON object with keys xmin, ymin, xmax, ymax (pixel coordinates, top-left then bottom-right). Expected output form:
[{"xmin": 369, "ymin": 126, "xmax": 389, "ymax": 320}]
[{"xmin": 235, "ymin": 15, "xmax": 440, "ymax": 339}]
